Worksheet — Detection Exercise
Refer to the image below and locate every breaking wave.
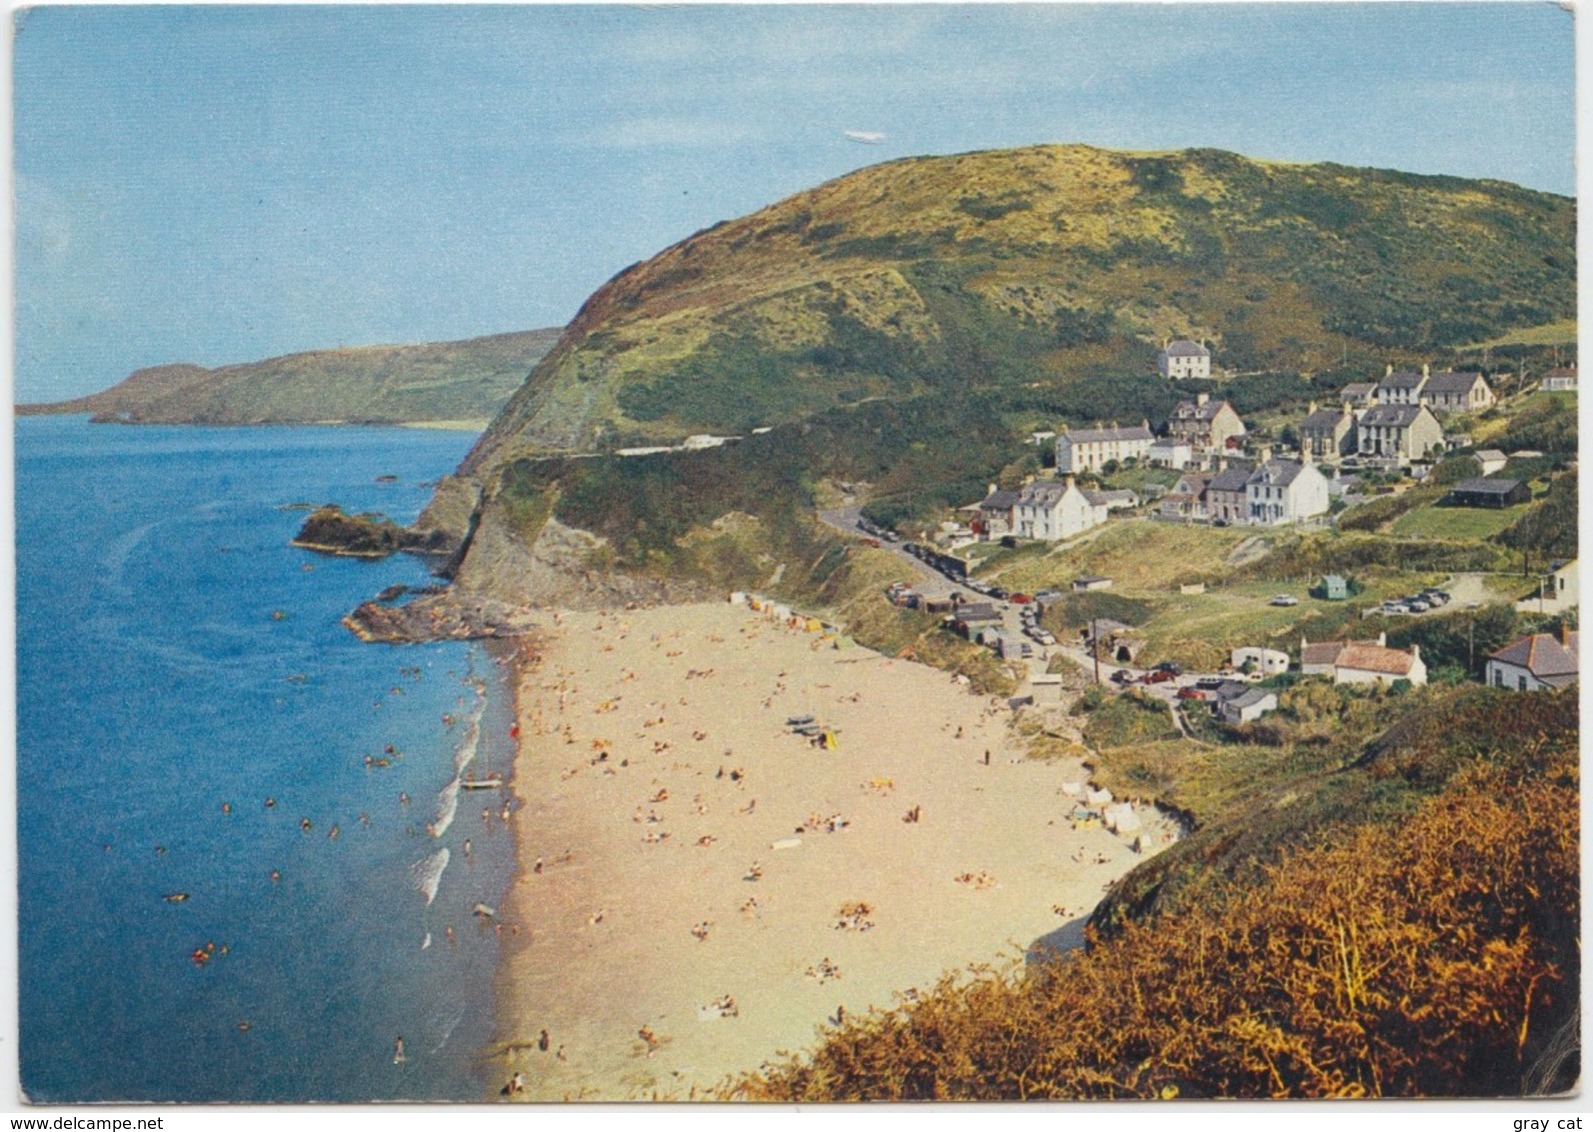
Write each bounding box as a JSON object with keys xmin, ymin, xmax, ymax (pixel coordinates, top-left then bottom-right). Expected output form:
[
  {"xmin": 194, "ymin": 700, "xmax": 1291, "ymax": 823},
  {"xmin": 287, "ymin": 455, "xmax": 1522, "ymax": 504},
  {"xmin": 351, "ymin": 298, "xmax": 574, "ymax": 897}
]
[{"xmin": 410, "ymin": 846, "xmax": 450, "ymax": 906}]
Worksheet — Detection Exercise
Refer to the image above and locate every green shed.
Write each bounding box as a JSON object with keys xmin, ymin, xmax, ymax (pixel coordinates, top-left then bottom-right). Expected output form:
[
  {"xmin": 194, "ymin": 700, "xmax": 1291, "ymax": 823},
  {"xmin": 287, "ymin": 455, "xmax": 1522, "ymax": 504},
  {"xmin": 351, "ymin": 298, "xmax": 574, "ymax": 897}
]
[{"xmin": 1320, "ymin": 575, "xmax": 1348, "ymax": 601}]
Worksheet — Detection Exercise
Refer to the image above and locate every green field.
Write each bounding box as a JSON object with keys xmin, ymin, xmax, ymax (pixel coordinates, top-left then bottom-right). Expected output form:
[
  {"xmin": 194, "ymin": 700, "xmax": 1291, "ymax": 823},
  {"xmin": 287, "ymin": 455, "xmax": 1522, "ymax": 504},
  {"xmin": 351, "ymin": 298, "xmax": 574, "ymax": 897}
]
[{"xmin": 1390, "ymin": 501, "xmax": 1527, "ymax": 540}]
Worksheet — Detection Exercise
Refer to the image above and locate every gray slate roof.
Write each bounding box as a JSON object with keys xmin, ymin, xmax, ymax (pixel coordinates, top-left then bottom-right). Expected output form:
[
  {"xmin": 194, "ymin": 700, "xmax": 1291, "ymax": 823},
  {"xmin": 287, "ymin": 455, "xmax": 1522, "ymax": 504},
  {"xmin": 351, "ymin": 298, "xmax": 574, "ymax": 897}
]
[
  {"xmin": 1247, "ymin": 459, "xmax": 1307, "ymax": 488},
  {"xmin": 980, "ymin": 490, "xmax": 1021, "ymax": 510},
  {"xmin": 1490, "ymin": 631, "xmax": 1580, "ymax": 678},
  {"xmin": 1062, "ymin": 425, "xmax": 1154, "ymax": 444},
  {"xmin": 1206, "ymin": 463, "xmax": 1255, "ymax": 493},
  {"xmin": 1451, "ymin": 477, "xmax": 1522, "ymax": 495},
  {"xmin": 1172, "ymin": 399, "xmax": 1231, "ymax": 422},
  {"xmin": 1379, "ymin": 370, "xmax": 1427, "ymax": 390},
  {"xmin": 1359, "ymin": 404, "xmax": 1429, "ymax": 427},
  {"xmin": 1162, "ymin": 339, "xmax": 1210, "ymax": 358},
  {"xmin": 1423, "ymin": 370, "xmax": 1486, "ymax": 394},
  {"xmin": 1301, "ymin": 407, "xmax": 1351, "ymax": 432}
]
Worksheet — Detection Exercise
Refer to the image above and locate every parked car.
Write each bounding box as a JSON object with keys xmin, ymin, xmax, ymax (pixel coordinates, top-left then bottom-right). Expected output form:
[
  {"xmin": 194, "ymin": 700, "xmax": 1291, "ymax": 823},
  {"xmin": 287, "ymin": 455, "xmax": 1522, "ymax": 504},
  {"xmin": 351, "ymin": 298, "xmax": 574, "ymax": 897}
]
[
  {"xmin": 1035, "ymin": 631, "xmax": 1057, "ymax": 646},
  {"xmin": 1155, "ymin": 661, "xmax": 1183, "ymax": 676},
  {"xmin": 1142, "ymin": 669, "xmax": 1177, "ymax": 685},
  {"xmin": 1424, "ymin": 590, "xmax": 1450, "ymax": 606},
  {"xmin": 1110, "ymin": 669, "xmax": 1133, "ymax": 685},
  {"xmin": 1010, "ymin": 593, "xmax": 1032, "ymax": 604},
  {"xmin": 1406, "ymin": 599, "xmax": 1431, "ymax": 613},
  {"xmin": 1268, "ymin": 594, "xmax": 1299, "ymax": 607},
  {"xmin": 1381, "ymin": 601, "xmax": 1410, "ymax": 615},
  {"xmin": 1176, "ymin": 686, "xmax": 1209, "ymax": 701},
  {"xmin": 989, "ymin": 587, "xmax": 1010, "ymax": 600}
]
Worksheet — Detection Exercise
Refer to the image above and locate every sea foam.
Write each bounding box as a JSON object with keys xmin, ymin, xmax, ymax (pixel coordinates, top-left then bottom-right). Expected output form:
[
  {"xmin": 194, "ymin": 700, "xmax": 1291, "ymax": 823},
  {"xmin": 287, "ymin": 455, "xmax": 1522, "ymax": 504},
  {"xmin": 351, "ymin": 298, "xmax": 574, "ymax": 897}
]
[{"xmin": 410, "ymin": 847, "xmax": 450, "ymax": 906}]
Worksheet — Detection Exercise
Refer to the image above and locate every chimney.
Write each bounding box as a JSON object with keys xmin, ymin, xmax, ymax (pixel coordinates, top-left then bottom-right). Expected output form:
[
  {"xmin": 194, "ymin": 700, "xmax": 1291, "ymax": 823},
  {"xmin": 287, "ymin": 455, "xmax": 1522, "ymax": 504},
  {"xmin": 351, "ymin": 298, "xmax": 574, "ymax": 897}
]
[
  {"xmin": 1410, "ymin": 643, "xmax": 1420, "ymax": 662},
  {"xmin": 1063, "ymin": 474, "xmax": 1076, "ymax": 490},
  {"xmin": 1560, "ymin": 622, "xmax": 1574, "ymax": 647},
  {"xmin": 988, "ymin": 483, "xmax": 998, "ymax": 496},
  {"xmin": 1385, "ymin": 364, "xmax": 1394, "ymax": 378},
  {"xmin": 1258, "ymin": 442, "xmax": 1273, "ymax": 464},
  {"xmin": 1308, "ymin": 400, "xmax": 1318, "ymax": 415},
  {"xmin": 1196, "ymin": 392, "xmax": 1210, "ymax": 407},
  {"xmin": 1376, "ymin": 632, "xmax": 1386, "ymax": 647},
  {"xmin": 1422, "ymin": 363, "xmax": 1430, "ymax": 378}
]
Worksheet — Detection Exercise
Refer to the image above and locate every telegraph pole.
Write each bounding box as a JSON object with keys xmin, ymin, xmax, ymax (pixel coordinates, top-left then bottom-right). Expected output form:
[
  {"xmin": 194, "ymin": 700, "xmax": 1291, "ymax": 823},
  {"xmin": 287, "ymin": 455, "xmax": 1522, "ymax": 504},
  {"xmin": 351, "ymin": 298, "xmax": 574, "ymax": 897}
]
[{"xmin": 1092, "ymin": 617, "xmax": 1101, "ymax": 684}]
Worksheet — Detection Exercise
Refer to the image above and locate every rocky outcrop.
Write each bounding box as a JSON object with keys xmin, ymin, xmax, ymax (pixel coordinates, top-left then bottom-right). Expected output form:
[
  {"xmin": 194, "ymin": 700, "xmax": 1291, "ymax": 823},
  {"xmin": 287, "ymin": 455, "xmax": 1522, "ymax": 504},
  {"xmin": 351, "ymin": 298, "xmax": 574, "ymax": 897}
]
[
  {"xmin": 292, "ymin": 506, "xmax": 455, "ymax": 559},
  {"xmin": 344, "ymin": 591, "xmax": 542, "ymax": 643}
]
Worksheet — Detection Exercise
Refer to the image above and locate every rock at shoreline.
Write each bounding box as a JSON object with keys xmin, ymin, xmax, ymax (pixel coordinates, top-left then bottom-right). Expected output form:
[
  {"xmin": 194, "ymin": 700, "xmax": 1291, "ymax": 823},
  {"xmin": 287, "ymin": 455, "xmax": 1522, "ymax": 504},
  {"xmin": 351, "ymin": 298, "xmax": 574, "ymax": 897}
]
[
  {"xmin": 344, "ymin": 591, "xmax": 540, "ymax": 643},
  {"xmin": 291, "ymin": 505, "xmax": 455, "ymax": 559}
]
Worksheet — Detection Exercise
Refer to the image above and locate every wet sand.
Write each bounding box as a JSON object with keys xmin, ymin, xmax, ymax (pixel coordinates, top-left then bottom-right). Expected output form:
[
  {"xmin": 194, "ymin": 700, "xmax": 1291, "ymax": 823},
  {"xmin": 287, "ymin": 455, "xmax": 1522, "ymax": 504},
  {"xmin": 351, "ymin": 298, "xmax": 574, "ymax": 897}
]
[{"xmin": 490, "ymin": 601, "xmax": 1170, "ymax": 1100}]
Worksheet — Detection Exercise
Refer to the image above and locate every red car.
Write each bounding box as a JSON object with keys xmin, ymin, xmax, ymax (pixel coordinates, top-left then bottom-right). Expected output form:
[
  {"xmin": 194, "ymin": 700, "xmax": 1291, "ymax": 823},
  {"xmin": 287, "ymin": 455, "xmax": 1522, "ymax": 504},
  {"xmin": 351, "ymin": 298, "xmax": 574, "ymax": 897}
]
[
  {"xmin": 1141, "ymin": 669, "xmax": 1176, "ymax": 685},
  {"xmin": 1010, "ymin": 593, "xmax": 1032, "ymax": 604}
]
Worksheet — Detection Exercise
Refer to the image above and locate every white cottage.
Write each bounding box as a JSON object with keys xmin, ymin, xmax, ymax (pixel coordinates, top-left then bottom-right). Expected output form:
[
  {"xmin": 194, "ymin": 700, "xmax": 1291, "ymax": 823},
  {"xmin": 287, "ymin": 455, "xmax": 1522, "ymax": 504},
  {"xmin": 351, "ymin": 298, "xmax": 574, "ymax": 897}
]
[{"xmin": 1012, "ymin": 477, "xmax": 1108, "ymax": 541}]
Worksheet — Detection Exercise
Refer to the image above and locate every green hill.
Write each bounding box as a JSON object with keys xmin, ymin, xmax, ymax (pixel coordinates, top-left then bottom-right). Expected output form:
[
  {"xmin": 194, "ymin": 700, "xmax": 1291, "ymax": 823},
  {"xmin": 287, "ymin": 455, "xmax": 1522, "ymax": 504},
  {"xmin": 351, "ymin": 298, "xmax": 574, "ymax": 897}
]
[
  {"xmin": 460, "ymin": 144, "xmax": 1574, "ymax": 472},
  {"xmin": 17, "ymin": 328, "xmax": 562, "ymax": 427}
]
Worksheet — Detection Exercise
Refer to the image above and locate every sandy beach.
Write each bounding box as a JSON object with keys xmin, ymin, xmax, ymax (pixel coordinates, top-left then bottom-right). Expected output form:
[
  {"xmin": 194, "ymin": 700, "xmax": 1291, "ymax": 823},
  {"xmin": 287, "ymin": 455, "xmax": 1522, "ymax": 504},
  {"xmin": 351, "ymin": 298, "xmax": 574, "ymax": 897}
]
[{"xmin": 490, "ymin": 600, "xmax": 1172, "ymax": 1100}]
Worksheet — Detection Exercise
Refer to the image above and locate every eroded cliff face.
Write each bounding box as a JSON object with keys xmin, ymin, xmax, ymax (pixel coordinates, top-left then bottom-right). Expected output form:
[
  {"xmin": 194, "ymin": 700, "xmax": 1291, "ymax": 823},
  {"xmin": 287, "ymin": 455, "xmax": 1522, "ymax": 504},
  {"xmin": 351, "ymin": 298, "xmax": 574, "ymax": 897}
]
[{"xmin": 450, "ymin": 503, "xmax": 710, "ymax": 611}]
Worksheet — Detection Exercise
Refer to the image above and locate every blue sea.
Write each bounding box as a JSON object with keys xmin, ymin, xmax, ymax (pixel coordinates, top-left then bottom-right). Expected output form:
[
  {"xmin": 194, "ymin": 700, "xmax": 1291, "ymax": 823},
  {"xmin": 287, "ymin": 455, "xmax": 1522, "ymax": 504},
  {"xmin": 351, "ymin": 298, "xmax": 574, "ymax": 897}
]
[{"xmin": 17, "ymin": 417, "xmax": 521, "ymax": 1102}]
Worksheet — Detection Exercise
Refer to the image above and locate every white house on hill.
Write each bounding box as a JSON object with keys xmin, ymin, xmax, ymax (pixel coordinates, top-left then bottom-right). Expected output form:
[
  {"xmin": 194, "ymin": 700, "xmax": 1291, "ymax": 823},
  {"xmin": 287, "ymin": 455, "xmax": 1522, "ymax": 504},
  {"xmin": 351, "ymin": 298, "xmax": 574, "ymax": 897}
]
[
  {"xmin": 1012, "ymin": 477, "xmax": 1109, "ymax": 541},
  {"xmin": 1158, "ymin": 339, "xmax": 1211, "ymax": 379},
  {"xmin": 1055, "ymin": 423, "xmax": 1153, "ymax": 474},
  {"xmin": 1244, "ymin": 458, "xmax": 1330, "ymax": 526}
]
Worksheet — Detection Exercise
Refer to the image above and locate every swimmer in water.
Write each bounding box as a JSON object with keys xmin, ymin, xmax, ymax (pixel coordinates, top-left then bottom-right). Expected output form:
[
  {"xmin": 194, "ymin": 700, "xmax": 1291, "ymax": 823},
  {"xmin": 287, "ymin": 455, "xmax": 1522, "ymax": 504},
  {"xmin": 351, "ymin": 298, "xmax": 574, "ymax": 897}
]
[
  {"xmin": 400, "ymin": 792, "xmax": 410, "ymax": 806},
  {"xmin": 393, "ymin": 1036, "xmax": 406, "ymax": 1065},
  {"xmin": 300, "ymin": 818, "xmax": 312, "ymax": 833},
  {"xmin": 221, "ymin": 802, "xmax": 232, "ymax": 814},
  {"xmin": 463, "ymin": 839, "xmax": 472, "ymax": 858},
  {"xmin": 270, "ymin": 869, "xmax": 281, "ymax": 883},
  {"xmin": 328, "ymin": 824, "xmax": 340, "ymax": 840},
  {"xmin": 265, "ymin": 797, "xmax": 276, "ymax": 808}
]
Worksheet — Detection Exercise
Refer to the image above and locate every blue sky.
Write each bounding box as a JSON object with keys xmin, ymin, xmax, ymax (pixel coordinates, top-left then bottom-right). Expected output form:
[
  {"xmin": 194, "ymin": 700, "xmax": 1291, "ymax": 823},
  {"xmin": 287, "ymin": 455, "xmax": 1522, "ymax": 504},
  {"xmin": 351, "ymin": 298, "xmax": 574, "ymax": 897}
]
[{"xmin": 12, "ymin": 3, "xmax": 1577, "ymax": 402}]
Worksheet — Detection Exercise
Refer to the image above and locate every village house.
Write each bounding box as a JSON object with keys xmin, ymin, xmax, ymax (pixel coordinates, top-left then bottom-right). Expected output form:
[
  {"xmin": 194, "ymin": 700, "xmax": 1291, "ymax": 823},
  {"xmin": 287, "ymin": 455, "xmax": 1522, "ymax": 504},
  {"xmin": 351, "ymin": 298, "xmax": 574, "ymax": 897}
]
[
  {"xmin": 1447, "ymin": 477, "xmax": 1530, "ymax": 508},
  {"xmin": 1355, "ymin": 403, "xmax": 1444, "ymax": 465},
  {"xmin": 1157, "ymin": 471, "xmax": 1211, "ymax": 520},
  {"xmin": 1519, "ymin": 559, "xmax": 1579, "ymax": 614},
  {"xmin": 968, "ymin": 487, "xmax": 1020, "ymax": 540},
  {"xmin": 1374, "ymin": 364, "xmax": 1429, "ymax": 405},
  {"xmin": 1146, "ymin": 437, "xmax": 1193, "ymax": 469},
  {"xmin": 1166, "ymin": 394, "xmax": 1246, "ymax": 459},
  {"xmin": 1472, "ymin": 449, "xmax": 1509, "ymax": 476},
  {"xmin": 1217, "ymin": 686, "xmax": 1279, "ymax": 724},
  {"xmin": 1299, "ymin": 633, "xmax": 1427, "ymax": 687},
  {"xmin": 1073, "ymin": 575, "xmax": 1114, "ymax": 593},
  {"xmin": 1244, "ymin": 457, "xmax": 1330, "ymax": 526},
  {"xmin": 1419, "ymin": 370, "xmax": 1495, "ymax": 415},
  {"xmin": 1085, "ymin": 488, "xmax": 1139, "ymax": 512},
  {"xmin": 1011, "ymin": 476, "xmax": 1108, "ymax": 541},
  {"xmin": 1158, "ymin": 339, "xmax": 1211, "ymax": 379},
  {"xmin": 1203, "ymin": 460, "xmax": 1253, "ymax": 525},
  {"xmin": 1541, "ymin": 364, "xmax": 1578, "ymax": 393},
  {"xmin": 1338, "ymin": 381, "xmax": 1378, "ymax": 406},
  {"xmin": 1298, "ymin": 401, "xmax": 1359, "ymax": 463},
  {"xmin": 1486, "ymin": 626, "xmax": 1579, "ymax": 691},
  {"xmin": 1055, "ymin": 423, "xmax": 1154, "ymax": 474}
]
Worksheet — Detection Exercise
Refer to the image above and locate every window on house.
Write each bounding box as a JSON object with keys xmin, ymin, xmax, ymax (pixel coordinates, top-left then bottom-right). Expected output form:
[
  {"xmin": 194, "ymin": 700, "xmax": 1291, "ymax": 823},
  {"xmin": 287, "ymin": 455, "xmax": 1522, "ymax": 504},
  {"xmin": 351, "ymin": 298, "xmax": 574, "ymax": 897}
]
[{"xmin": 1519, "ymin": 676, "xmax": 1528, "ymax": 691}]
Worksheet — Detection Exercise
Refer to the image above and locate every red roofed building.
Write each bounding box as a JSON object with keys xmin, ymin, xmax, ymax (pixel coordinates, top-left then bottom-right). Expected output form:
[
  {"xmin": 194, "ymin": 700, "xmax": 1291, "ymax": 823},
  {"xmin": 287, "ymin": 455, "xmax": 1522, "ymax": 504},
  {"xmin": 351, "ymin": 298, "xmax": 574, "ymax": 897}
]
[
  {"xmin": 1300, "ymin": 633, "xmax": 1426, "ymax": 685},
  {"xmin": 1486, "ymin": 626, "xmax": 1579, "ymax": 691}
]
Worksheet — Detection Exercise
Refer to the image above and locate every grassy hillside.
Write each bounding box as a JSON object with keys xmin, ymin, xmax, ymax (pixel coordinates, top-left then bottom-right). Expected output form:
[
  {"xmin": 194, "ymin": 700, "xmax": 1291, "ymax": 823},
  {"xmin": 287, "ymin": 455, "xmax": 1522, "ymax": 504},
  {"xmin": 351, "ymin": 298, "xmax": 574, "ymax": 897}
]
[
  {"xmin": 18, "ymin": 328, "xmax": 562, "ymax": 426},
  {"xmin": 461, "ymin": 144, "xmax": 1574, "ymax": 468}
]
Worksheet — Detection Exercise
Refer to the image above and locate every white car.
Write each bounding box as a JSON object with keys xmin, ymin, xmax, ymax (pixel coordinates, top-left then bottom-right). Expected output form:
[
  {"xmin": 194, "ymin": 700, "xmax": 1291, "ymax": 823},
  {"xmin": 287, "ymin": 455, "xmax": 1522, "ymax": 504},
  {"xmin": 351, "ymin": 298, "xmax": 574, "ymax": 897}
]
[{"xmin": 1268, "ymin": 594, "xmax": 1299, "ymax": 607}]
